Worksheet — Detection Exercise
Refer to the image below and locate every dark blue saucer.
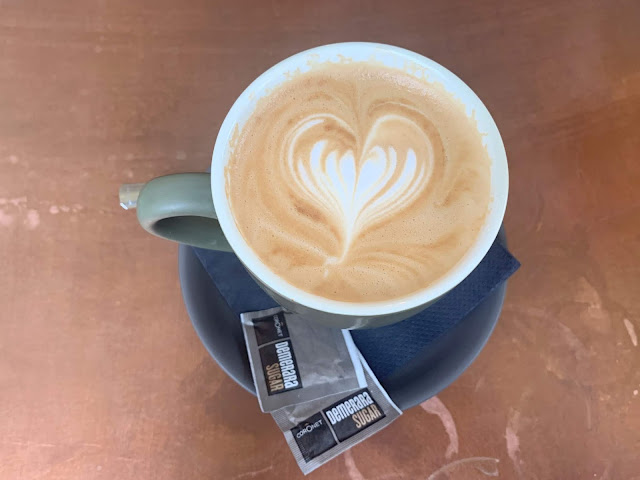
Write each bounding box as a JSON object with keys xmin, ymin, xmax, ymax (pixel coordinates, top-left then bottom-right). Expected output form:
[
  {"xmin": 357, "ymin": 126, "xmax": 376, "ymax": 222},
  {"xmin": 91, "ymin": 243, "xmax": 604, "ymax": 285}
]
[{"xmin": 178, "ymin": 229, "xmax": 510, "ymax": 410}]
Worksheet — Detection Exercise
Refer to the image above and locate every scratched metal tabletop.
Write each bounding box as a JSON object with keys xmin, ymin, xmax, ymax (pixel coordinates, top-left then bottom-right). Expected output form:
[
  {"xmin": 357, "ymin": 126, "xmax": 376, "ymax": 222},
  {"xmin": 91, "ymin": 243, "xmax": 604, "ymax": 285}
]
[{"xmin": 1, "ymin": 1, "xmax": 639, "ymax": 478}]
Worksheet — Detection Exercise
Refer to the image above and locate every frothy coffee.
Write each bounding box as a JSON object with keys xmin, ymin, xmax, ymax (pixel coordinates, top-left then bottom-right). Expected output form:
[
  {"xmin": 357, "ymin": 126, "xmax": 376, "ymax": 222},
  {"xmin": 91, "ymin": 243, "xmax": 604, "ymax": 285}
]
[{"xmin": 226, "ymin": 62, "xmax": 491, "ymax": 302}]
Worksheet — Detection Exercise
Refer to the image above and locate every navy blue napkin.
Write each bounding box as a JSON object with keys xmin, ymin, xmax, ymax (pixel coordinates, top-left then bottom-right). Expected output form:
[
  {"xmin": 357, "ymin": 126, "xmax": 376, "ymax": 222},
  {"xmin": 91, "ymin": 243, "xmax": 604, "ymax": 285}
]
[{"xmin": 193, "ymin": 238, "xmax": 519, "ymax": 380}]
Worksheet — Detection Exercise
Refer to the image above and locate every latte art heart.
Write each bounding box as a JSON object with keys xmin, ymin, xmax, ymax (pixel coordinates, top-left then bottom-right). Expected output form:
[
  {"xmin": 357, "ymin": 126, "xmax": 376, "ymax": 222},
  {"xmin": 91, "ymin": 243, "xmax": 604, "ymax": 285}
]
[
  {"xmin": 227, "ymin": 62, "xmax": 492, "ymax": 302},
  {"xmin": 287, "ymin": 114, "xmax": 433, "ymax": 262}
]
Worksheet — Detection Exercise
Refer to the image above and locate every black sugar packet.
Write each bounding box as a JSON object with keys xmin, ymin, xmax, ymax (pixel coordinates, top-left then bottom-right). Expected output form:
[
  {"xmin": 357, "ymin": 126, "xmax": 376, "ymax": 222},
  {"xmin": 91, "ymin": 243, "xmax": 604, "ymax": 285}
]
[
  {"xmin": 241, "ymin": 307, "xmax": 367, "ymax": 413},
  {"xmin": 241, "ymin": 307, "xmax": 401, "ymax": 474},
  {"xmin": 271, "ymin": 352, "xmax": 401, "ymax": 475}
]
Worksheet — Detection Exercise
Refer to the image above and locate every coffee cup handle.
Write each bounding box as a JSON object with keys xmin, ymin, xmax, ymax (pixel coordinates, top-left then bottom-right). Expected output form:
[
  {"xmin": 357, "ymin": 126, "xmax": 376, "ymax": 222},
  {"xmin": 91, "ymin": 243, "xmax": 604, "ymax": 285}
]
[{"xmin": 123, "ymin": 173, "xmax": 233, "ymax": 252}]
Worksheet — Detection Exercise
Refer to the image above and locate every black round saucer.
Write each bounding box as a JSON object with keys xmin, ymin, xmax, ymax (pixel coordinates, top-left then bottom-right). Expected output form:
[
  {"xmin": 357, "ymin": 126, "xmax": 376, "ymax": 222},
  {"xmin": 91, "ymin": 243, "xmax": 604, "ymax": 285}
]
[{"xmin": 178, "ymin": 230, "xmax": 507, "ymax": 410}]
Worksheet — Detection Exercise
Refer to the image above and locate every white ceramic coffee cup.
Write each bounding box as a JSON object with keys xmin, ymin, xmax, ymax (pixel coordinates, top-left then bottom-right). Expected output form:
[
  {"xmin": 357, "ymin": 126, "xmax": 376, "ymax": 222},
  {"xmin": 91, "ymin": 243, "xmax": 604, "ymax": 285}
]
[{"xmin": 135, "ymin": 42, "xmax": 508, "ymax": 329}]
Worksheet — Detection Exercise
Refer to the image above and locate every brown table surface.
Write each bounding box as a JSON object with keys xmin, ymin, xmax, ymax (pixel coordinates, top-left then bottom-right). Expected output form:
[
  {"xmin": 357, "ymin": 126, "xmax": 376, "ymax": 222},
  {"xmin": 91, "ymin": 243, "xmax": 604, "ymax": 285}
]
[{"xmin": 2, "ymin": 0, "xmax": 639, "ymax": 478}]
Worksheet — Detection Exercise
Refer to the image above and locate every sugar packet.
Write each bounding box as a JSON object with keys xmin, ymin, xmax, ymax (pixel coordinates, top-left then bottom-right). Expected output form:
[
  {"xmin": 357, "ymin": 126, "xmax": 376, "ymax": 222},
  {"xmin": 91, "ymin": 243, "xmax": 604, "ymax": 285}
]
[
  {"xmin": 241, "ymin": 307, "xmax": 367, "ymax": 412},
  {"xmin": 271, "ymin": 353, "xmax": 402, "ymax": 475}
]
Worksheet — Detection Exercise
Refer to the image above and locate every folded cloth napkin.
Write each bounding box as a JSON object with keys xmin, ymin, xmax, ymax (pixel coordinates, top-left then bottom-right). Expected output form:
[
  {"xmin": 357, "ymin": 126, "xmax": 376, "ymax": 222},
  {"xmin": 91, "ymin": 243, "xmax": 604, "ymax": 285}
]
[{"xmin": 193, "ymin": 237, "xmax": 519, "ymax": 380}]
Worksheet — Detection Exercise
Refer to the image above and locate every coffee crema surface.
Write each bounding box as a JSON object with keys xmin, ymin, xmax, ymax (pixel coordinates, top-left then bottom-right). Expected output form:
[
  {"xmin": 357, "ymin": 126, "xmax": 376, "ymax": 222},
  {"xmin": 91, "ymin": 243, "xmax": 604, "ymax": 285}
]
[{"xmin": 226, "ymin": 62, "xmax": 491, "ymax": 302}]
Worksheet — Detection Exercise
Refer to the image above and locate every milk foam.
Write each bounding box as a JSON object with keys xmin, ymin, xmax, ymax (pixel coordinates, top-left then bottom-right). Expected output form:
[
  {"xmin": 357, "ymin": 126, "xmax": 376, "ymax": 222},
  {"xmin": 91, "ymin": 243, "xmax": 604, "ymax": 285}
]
[
  {"xmin": 226, "ymin": 62, "xmax": 491, "ymax": 302},
  {"xmin": 289, "ymin": 113, "xmax": 431, "ymax": 262}
]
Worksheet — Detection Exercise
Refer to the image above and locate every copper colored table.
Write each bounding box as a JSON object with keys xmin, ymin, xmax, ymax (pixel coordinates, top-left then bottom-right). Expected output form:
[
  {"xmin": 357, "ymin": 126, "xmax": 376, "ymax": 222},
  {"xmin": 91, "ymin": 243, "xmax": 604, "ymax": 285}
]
[{"xmin": 1, "ymin": 1, "xmax": 639, "ymax": 479}]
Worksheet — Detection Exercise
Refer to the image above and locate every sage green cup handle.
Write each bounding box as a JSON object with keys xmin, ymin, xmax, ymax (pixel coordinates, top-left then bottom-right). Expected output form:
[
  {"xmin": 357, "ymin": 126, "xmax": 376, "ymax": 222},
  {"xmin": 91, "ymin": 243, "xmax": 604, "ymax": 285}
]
[{"xmin": 135, "ymin": 173, "xmax": 233, "ymax": 251}]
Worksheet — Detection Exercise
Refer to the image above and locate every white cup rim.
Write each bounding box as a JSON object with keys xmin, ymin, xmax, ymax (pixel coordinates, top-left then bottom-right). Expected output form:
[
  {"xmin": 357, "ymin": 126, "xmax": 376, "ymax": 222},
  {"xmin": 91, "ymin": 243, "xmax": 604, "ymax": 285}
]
[{"xmin": 211, "ymin": 42, "xmax": 508, "ymax": 317}]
